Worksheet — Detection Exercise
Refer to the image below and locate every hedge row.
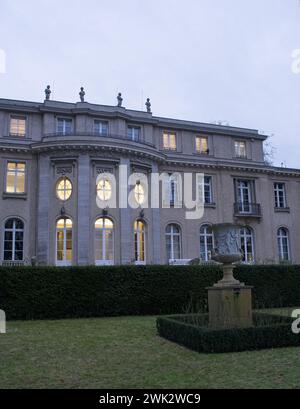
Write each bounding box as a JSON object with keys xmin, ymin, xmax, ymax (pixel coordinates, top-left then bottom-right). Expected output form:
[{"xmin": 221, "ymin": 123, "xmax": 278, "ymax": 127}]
[
  {"xmin": 156, "ymin": 313, "xmax": 300, "ymax": 353},
  {"xmin": 0, "ymin": 264, "xmax": 300, "ymax": 320}
]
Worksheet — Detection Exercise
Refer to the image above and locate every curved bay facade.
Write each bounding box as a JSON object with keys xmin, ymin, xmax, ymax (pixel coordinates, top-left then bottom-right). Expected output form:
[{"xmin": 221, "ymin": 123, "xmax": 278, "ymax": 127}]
[{"xmin": 0, "ymin": 97, "xmax": 299, "ymax": 266}]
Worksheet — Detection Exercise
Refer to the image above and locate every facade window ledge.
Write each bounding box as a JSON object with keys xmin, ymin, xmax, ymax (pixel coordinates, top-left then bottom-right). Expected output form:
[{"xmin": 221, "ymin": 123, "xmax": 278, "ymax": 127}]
[
  {"xmin": 274, "ymin": 207, "xmax": 290, "ymax": 213},
  {"xmin": 2, "ymin": 192, "xmax": 27, "ymax": 200},
  {"xmin": 204, "ymin": 202, "xmax": 216, "ymax": 209}
]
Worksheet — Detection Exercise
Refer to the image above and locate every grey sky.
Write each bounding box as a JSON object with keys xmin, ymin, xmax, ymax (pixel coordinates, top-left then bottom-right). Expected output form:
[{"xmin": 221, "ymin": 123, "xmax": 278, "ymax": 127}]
[{"xmin": 0, "ymin": 0, "xmax": 299, "ymax": 167}]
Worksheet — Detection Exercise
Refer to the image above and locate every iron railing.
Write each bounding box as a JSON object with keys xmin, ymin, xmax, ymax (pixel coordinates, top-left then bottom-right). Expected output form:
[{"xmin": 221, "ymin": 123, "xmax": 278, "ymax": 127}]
[{"xmin": 234, "ymin": 202, "xmax": 261, "ymax": 217}]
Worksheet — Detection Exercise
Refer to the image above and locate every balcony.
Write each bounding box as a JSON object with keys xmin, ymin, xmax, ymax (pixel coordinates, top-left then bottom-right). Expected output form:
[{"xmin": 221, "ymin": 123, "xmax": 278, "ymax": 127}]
[
  {"xmin": 42, "ymin": 131, "xmax": 157, "ymax": 149},
  {"xmin": 234, "ymin": 202, "xmax": 262, "ymax": 218}
]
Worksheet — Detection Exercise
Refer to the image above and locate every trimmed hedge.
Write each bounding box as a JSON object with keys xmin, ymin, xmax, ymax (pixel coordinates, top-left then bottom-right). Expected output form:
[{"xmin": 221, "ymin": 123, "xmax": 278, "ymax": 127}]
[
  {"xmin": 156, "ymin": 313, "xmax": 300, "ymax": 353},
  {"xmin": 0, "ymin": 264, "xmax": 300, "ymax": 320}
]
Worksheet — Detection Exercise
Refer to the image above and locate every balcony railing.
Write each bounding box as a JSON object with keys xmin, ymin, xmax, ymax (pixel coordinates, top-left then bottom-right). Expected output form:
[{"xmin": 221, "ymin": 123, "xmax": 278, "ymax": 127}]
[
  {"xmin": 234, "ymin": 202, "xmax": 262, "ymax": 217},
  {"xmin": 42, "ymin": 131, "xmax": 157, "ymax": 149}
]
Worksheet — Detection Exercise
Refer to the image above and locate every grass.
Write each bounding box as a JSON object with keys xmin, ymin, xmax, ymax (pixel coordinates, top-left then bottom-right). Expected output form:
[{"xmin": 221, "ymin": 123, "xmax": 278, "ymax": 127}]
[{"xmin": 0, "ymin": 308, "xmax": 300, "ymax": 389}]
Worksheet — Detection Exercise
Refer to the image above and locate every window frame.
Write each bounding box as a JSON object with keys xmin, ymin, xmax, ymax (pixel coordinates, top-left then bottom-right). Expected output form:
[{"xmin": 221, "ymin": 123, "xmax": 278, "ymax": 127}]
[
  {"xmin": 55, "ymin": 218, "xmax": 73, "ymax": 266},
  {"xmin": 195, "ymin": 136, "xmax": 209, "ymax": 155},
  {"xmin": 234, "ymin": 140, "xmax": 247, "ymax": 158},
  {"xmin": 127, "ymin": 125, "xmax": 141, "ymax": 142},
  {"xmin": 134, "ymin": 220, "xmax": 146, "ymax": 265},
  {"xmin": 94, "ymin": 120, "xmax": 109, "ymax": 137},
  {"xmin": 200, "ymin": 224, "xmax": 214, "ymax": 262},
  {"xmin": 56, "ymin": 177, "xmax": 73, "ymax": 202},
  {"xmin": 56, "ymin": 117, "xmax": 73, "ymax": 136},
  {"xmin": 4, "ymin": 160, "xmax": 26, "ymax": 195},
  {"xmin": 277, "ymin": 227, "xmax": 290, "ymax": 262},
  {"xmin": 162, "ymin": 131, "xmax": 177, "ymax": 151},
  {"xmin": 274, "ymin": 182, "xmax": 287, "ymax": 209},
  {"xmin": 240, "ymin": 227, "xmax": 255, "ymax": 264},
  {"xmin": 9, "ymin": 115, "xmax": 27, "ymax": 138},
  {"xmin": 94, "ymin": 217, "xmax": 114, "ymax": 265},
  {"xmin": 166, "ymin": 223, "xmax": 182, "ymax": 262},
  {"xmin": 3, "ymin": 218, "xmax": 24, "ymax": 262}
]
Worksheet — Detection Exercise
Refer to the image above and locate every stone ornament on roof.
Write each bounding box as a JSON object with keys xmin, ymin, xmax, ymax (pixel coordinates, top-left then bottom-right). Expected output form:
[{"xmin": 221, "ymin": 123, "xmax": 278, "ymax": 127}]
[
  {"xmin": 145, "ymin": 98, "xmax": 151, "ymax": 113},
  {"xmin": 45, "ymin": 85, "xmax": 51, "ymax": 101},
  {"xmin": 79, "ymin": 87, "xmax": 85, "ymax": 102},
  {"xmin": 117, "ymin": 92, "xmax": 123, "ymax": 107}
]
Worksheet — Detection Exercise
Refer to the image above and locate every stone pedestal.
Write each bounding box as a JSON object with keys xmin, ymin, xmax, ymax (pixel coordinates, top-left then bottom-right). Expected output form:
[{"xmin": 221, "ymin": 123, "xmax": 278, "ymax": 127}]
[{"xmin": 207, "ymin": 285, "xmax": 253, "ymax": 329}]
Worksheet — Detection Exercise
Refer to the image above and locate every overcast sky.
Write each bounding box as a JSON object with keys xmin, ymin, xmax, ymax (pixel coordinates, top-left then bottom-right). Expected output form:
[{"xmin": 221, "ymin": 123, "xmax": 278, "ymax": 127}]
[{"xmin": 0, "ymin": 0, "xmax": 299, "ymax": 167}]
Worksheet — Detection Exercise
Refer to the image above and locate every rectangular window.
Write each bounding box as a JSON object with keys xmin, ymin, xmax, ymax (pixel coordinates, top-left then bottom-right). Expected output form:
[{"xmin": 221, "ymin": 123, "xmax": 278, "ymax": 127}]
[
  {"xmin": 10, "ymin": 116, "xmax": 26, "ymax": 137},
  {"xmin": 274, "ymin": 183, "xmax": 287, "ymax": 208},
  {"xmin": 94, "ymin": 120, "xmax": 109, "ymax": 136},
  {"xmin": 127, "ymin": 126, "xmax": 141, "ymax": 141},
  {"xmin": 163, "ymin": 132, "xmax": 177, "ymax": 150},
  {"xmin": 234, "ymin": 141, "xmax": 246, "ymax": 158},
  {"xmin": 57, "ymin": 118, "xmax": 72, "ymax": 135},
  {"xmin": 6, "ymin": 162, "xmax": 26, "ymax": 194},
  {"xmin": 236, "ymin": 179, "xmax": 253, "ymax": 213},
  {"xmin": 195, "ymin": 136, "xmax": 209, "ymax": 154},
  {"xmin": 204, "ymin": 176, "xmax": 213, "ymax": 204}
]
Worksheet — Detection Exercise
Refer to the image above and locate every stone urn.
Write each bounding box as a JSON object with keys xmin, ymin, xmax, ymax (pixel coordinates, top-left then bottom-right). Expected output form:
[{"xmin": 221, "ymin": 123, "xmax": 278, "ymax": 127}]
[{"xmin": 211, "ymin": 223, "xmax": 243, "ymax": 287}]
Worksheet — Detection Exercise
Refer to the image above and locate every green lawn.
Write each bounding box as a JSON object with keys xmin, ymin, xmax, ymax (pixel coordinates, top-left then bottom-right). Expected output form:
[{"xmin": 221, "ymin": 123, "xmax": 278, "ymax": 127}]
[{"xmin": 0, "ymin": 309, "xmax": 300, "ymax": 389}]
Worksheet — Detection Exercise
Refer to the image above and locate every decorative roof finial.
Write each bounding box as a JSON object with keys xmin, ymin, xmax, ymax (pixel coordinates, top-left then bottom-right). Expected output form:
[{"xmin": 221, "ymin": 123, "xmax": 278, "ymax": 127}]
[
  {"xmin": 145, "ymin": 98, "xmax": 151, "ymax": 113},
  {"xmin": 79, "ymin": 87, "xmax": 85, "ymax": 102},
  {"xmin": 117, "ymin": 92, "xmax": 123, "ymax": 107},
  {"xmin": 44, "ymin": 85, "xmax": 51, "ymax": 101}
]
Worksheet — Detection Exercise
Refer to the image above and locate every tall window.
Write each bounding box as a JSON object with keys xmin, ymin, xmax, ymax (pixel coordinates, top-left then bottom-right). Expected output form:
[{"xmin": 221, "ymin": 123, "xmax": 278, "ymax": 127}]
[
  {"xmin": 95, "ymin": 218, "xmax": 114, "ymax": 265},
  {"xmin": 240, "ymin": 227, "xmax": 254, "ymax": 264},
  {"xmin": 277, "ymin": 228, "xmax": 290, "ymax": 262},
  {"xmin": 200, "ymin": 225, "xmax": 213, "ymax": 262},
  {"xmin": 274, "ymin": 183, "xmax": 287, "ymax": 209},
  {"xmin": 166, "ymin": 224, "xmax": 181, "ymax": 261},
  {"xmin": 6, "ymin": 162, "xmax": 26, "ymax": 194},
  {"xmin": 134, "ymin": 220, "xmax": 146, "ymax": 264},
  {"xmin": 56, "ymin": 177, "xmax": 72, "ymax": 201},
  {"xmin": 57, "ymin": 118, "xmax": 72, "ymax": 135},
  {"xmin": 134, "ymin": 183, "xmax": 145, "ymax": 205},
  {"xmin": 56, "ymin": 218, "xmax": 72, "ymax": 266},
  {"xmin": 97, "ymin": 179, "xmax": 112, "ymax": 201},
  {"xmin": 236, "ymin": 180, "xmax": 253, "ymax": 213},
  {"xmin": 3, "ymin": 218, "xmax": 24, "ymax": 261},
  {"xmin": 204, "ymin": 176, "xmax": 213, "ymax": 204},
  {"xmin": 163, "ymin": 132, "xmax": 177, "ymax": 150},
  {"xmin": 234, "ymin": 141, "xmax": 246, "ymax": 158},
  {"xmin": 195, "ymin": 136, "xmax": 209, "ymax": 154},
  {"xmin": 10, "ymin": 116, "xmax": 26, "ymax": 137},
  {"xmin": 94, "ymin": 120, "xmax": 109, "ymax": 136},
  {"xmin": 127, "ymin": 126, "xmax": 141, "ymax": 141}
]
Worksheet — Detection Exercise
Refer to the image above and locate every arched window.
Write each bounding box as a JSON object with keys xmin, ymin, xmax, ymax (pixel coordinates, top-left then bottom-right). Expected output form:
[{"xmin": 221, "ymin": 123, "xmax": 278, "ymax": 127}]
[
  {"xmin": 277, "ymin": 228, "xmax": 290, "ymax": 262},
  {"xmin": 200, "ymin": 224, "xmax": 213, "ymax": 262},
  {"xmin": 97, "ymin": 179, "xmax": 112, "ymax": 201},
  {"xmin": 56, "ymin": 218, "xmax": 72, "ymax": 266},
  {"xmin": 56, "ymin": 177, "xmax": 72, "ymax": 201},
  {"xmin": 134, "ymin": 220, "xmax": 146, "ymax": 264},
  {"xmin": 95, "ymin": 218, "xmax": 114, "ymax": 265},
  {"xmin": 166, "ymin": 224, "xmax": 181, "ymax": 262},
  {"xmin": 4, "ymin": 218, "xmax": 24, "ymax": 261},
  {"xmin": 240, "ymin": 227, "xmax": 254, "ymax": 264}
]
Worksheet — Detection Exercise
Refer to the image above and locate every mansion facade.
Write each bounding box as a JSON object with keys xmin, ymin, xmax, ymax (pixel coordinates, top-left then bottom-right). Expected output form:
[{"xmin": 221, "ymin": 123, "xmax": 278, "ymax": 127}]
[{"xmin": 0, "ymin": 95, "xmax": 299, "ymax": 266}]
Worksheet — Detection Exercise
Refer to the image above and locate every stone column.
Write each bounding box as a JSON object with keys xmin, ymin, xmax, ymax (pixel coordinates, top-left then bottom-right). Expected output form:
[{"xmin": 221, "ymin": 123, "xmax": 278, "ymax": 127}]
[
  {"xmin": 37, "ymin": 154, "xmax": 50, "ymax": 265},
  {"xmin": 151, "ymin": 162, "xmax": 161, "ymax": 264},
  {"xmin": 119, "ymin": 157, "xmax": 132, "ymax": 264},
  {"xmin": 77, "ymin": 153, "xmax": 91, "ymax": 265}
]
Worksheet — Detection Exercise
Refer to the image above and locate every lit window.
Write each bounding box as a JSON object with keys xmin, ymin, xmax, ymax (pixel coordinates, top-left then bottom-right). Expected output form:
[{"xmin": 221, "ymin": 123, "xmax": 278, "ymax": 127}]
[
  {"xmin": 163, "ymin": 132, "xmax": 177, "ymax": 150},
  {"xmin": 196, "ymin": 136, "xmax": 209, "ymax": 154},
  {"xmin": 97, "ymin": 179, "xmax": 112, "ymax": 201},
  {"xmin": 10, "ymin": 116, "xmax": 26, "ymax": 137},
  {"xmin": 56, "ymin": 218, "xmax": 73, "ymax": 266},
  {"xmin": 95, "ymin": 218, "xmax": 114, "ymax": 265},
  {"xmin": 200, "ymin": 225, "xmax": 214, "ymax": 262},
  {"xmin": 56, "ymin": 177, "xmax": 72, "ymax": 201},
  {"xmin": 166, "ymin": 224, "xmax": 181, "ymax": 261},
  {"xmin": 57, "ymin": 118, "xmax": 72, "ymax": 135},
  {"xmin": 277, "ymin": 228, "xmax": 290, "ymax": 262},
  {"xmin": 127, "ymin": 126, "xmax": 141, "ymax": 141},
  {"xmin": 235, "ymin": 141, "xmax": 246, "ymax": 158},
  {"xmin": 6, "ymin": 162, "xmax": 26, "ymax": 194},
  {"xmin": 240, "ymin": 227, "xmax": 254, "ymax": 263},
  {"xmin": 274, "ymin": 183, "xmax": 287, "ymax": 209},
  {"xmin": 4, "ymin": 218, "xmax": 24, "ymax": 261},
  {"xmin": 134, "ymin": 220, "xmax": 146, "ymax": 264},
  {"xmin": 94, "ymin": 120, "xmax": 109, "ymax": 136},
  {"xmin": 134, "ymin": 183, "xmax": 145, "ymax": 205}
]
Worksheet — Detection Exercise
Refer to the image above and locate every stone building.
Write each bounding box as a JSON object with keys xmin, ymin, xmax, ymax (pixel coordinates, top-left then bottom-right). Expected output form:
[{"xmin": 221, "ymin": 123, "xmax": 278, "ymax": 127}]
[{"xmin": 0, "ymin": 94, "xmax": 299, "ymax": 266}]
